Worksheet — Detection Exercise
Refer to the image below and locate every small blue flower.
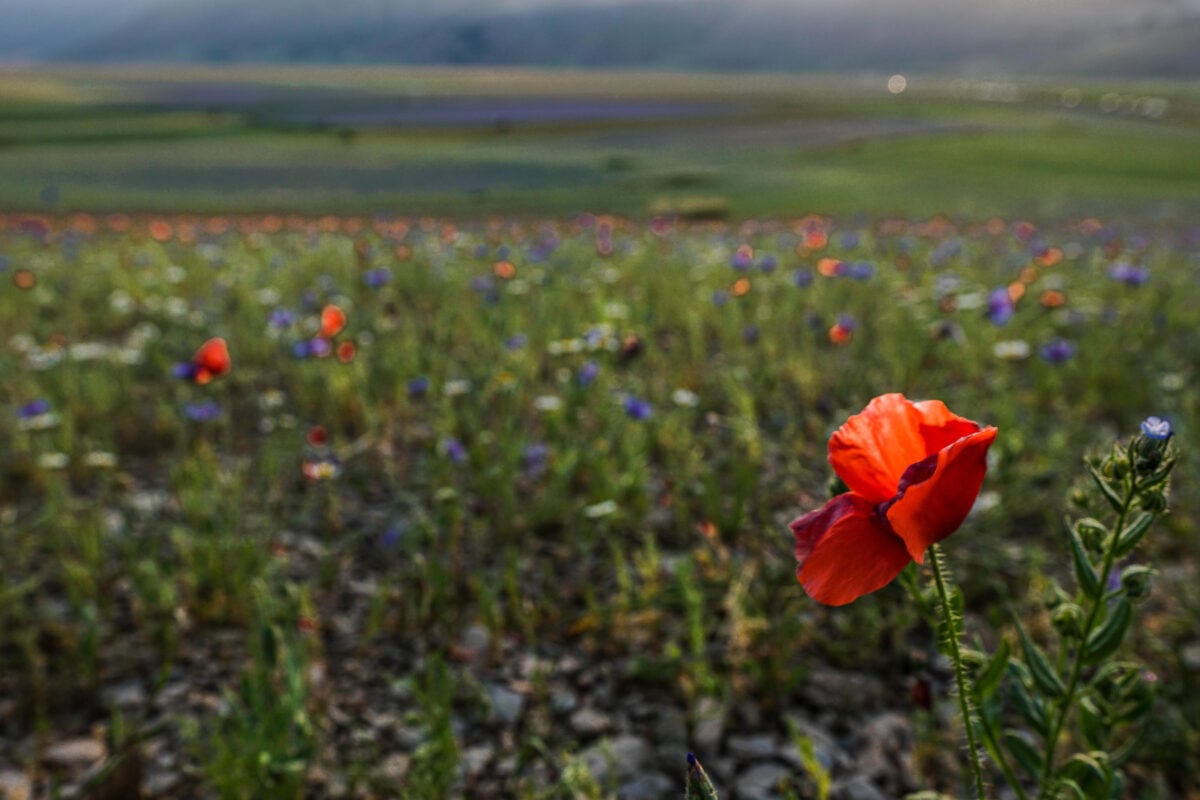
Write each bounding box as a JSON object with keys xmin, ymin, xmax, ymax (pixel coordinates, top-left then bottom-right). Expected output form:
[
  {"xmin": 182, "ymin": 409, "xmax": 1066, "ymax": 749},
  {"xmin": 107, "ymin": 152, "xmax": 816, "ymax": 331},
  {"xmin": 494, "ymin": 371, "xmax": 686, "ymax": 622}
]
[
  {"xmin": 987, "ymin": 288, "xmax": 1015, "ymax": 326},
  {"xmin": 441, "ymin": 436, "xmax": 468, "ymax": 464},
  {"xmin": 269, "ymin": 308, "xmax": 295, "ymax": 328},
  {"xmin": 1039, "ymin": 338, "xmax": 1076, "ymax": 364},
  {"xmin": 380, "ymin": 523, "xmax": 408, "ymax": 548},
  {"xmin": 742, "ymin": 324, "xmax": 760, "ymax": 344},
  {"xmin": 792, "ymin": 268, "xmax": 813, "ymax": 288},
  {"xmin": 847, "ymin": 261, "xmax": 875, "ymax": 281},
  {"xmin": 1140, "ymin": 417, "xmax": 1172, "ymax": 440},
  {"xmin": 522, "ymin": 442, "xmax": 550, "ymax": 477},
  {"xmin": 623, "ymin": 396, "xmax": 653, "ymax": 421},
  {"xmin": 17, "ymin": 398, "xmax": 51, "ymax": 419},
  {"xmin": 711, "ymin": 289, "xmax": 730, "ymax": 307},
  {"xmin": 504, "ymin": 333, "xmax": 528, "ymax": 351},
  {"xmin": 183, "ymin": 399, "xmax": 221, "ymax": 422},
  {"xmin": 730, "ymin": 249, "xmax": 753, "ymax": 271},
  {"xmin": 292, "ymin": 341, "xmax": 311, "ymax": 359},
  {"xmin": 577, "ymin": 361, "xmax": 600, "ymax": 388},
  {"xmin": 839, "ymin": 231, "xmax": 860, "ymax": 249},
  {"xmin": 172, "ymin": 362, "xmax": 200, "ymax": 380},
  {"xmin": 1109, "ymin": 262, "xmax": 1149, "ymax": 287},
  {"xmin": 364, "ymin": 267, "xmax": 393, "ymax": 289},
  {"xmin": 757, "ymin": 254, "xmax": 778, "ymax": 273},
  {"xmin": 407, "ymin": 376, "xmax": 430, "ymax": 398}
]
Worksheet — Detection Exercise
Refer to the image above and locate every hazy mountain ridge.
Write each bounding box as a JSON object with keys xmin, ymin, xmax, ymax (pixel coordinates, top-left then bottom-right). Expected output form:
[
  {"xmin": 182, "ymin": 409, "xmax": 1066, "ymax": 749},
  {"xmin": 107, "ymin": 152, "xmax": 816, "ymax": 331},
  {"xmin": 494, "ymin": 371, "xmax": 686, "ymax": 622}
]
[{"xmin": 5, "ymin": 0, "xmax": 1198, "ymax": 75}]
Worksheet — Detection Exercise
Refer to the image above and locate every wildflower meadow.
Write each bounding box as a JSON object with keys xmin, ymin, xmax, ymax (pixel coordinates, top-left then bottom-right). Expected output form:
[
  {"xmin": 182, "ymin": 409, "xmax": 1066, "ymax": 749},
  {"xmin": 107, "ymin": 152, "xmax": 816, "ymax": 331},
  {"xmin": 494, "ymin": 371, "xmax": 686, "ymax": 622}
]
[{"xmin": 2, "ymin": 205, "xmax": 1198, "ymax": 799}]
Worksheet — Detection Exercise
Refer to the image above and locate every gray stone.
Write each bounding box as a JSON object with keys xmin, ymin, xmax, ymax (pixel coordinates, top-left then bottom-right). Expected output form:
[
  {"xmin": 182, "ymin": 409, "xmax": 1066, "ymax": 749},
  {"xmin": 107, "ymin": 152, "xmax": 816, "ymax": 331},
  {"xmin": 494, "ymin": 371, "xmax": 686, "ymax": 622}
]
[
  {"xmin": 652, "ymin": 705, "xmax": 688, "ymax": 745},
  {"xmin": 551, "ymin": 687, "xmax": 579, "ymax": 715},
  {"xmin": 618, "ymin": 772, "xmax": 675, "ymax": 800},
  {"xmin": 691, "ymin": 696, "xmax": 725, "ymax": 754},
  {"xmin": 380, "ymin": 753, "xmax": 410, "ymax": 783},
  {"xmin": 0, "ymin": 771, "xmax": 31, "ymax": 800},
  {"xmin": 582, "ymin": 735, "xmax": 653, "ymax": 785},
  {"xmin": 103, "ymin": 681, "xmax": 147, "ymax": 711},
  {"xmin": 854, "ymin": 712, "xmax": 917, "ymax": 794},
  {"xmin": 486, "ymin": 684, "xmax": 525, "ymax": 726},
  {"xmin": 733, "ymin": 762, "xmax": 792, "ymax": 800},
  {"xmin": 830, "ymin": 775, "xmax": 890, "ymax": 800},
  {"xmin": 461, "ymin": 744, "xmax": 493, "ymax": 777},
  {"xmin": 570, "ymin": 706, "xmax": 614, "ymax": 737},
  {"xmin": 799, "ymin": 668, "xmax": 886, "ymax": 711},
  {"xmin": 43, "ymin": 738, "xmax": 106, "ymax": 769},
  {"xmin": 727, "ymin": 733, "xmax": 778, "ymax": 762}
]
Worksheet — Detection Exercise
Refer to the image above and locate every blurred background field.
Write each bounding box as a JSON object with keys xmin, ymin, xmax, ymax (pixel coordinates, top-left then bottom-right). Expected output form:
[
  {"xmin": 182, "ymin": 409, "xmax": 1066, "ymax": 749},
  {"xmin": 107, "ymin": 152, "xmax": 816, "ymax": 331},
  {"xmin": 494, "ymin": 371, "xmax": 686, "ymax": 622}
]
[
  {"xmin": 1, "ymin": 66, "xmax": 1199, "ymax": 218},
  {"xmin": 3, "ymin": 1, "xmax": 1200, "ymax": 798}
]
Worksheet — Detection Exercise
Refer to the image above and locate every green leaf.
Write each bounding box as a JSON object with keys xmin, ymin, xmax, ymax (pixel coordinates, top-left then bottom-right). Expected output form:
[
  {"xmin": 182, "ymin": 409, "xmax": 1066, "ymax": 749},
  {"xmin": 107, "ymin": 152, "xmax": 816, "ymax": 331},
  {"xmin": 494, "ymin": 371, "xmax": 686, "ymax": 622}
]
[
  {"xmin": 1009, "ymin": 677, "xmax": 1050, "ymax": 736},
  {"xmin": 1017, "ymin": 623, "xmax": 1066, "ymax": 699},
  {"xmin": 973, "ymin": 639, "xmax": 1011, "ymax": 700},
  {"xmin": 1084, "ymin": 598, "xmax": 1133, "ymax": 664},
  {"xmin": 1055, "ymin": 778, "xmax": 1088, "ymax": 800},
  {"xmin": 1087, "ymin": 463, "xmax": 1127, "ymax": 512},
  {"xmin": 1066, "ymin": 518, "xmax": 1101, "ymax": 598},
  {"xmin": 1060, "ymin": 752, "xmax": 1111, "ymax": 792},
  {"xmin": 1079, "ymin": 696, "xmax": 1107, "ymax": 750},
  {"xmin": 1113, "ymin": 512, "xmax": 1153, "ymax": 558},
  {"xmin": 1003, "ymin": 729, "xmax": 1042, "ymax": 777}
]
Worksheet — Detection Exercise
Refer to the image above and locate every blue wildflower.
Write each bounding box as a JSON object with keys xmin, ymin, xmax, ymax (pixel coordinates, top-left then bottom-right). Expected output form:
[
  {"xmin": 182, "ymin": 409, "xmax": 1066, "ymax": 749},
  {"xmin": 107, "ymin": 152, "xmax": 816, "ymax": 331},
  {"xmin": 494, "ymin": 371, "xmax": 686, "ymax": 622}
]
[
  {"xmin": 522, "ymin": 443, "xmax": 550, "ymax": 478},
  {"xmin": 17, "ymin": 398, "xmax": 51, "ymax": 419},
  {"xmin": 792, "ymin": 268, "xmax": 813, "ymax": 288},
  {"xmin": 364, "ymin": 268, "xmax": 393, "ymax": 289},
  {"xmin": 1140, "ymin": 417, "xmax": 1171, "ymax": 440},
  {"xmin": 269, "ymin": 308, "xmax": 295, "ymax": 328},
  {"xmin": 183, "ymin": 399, "xmax": 221, "ymax": 422},
  {"xmin": 1039, "ymin": 338, "xmax": 1076, "ymax": 364},
  {"xmin": 987, "ymin": 288, "xmax": 1015, "ymax": 325},
  {"xmin": 577, "ymin": 361, "xmax": 600, "ymax": 388},
  {"xmin": 407, "ymin": 376, "xmax": 430, "ymax": 398},
  {"xmin": 504, "ymin": 333, "xmax": 528, "ymax": 351},
  {"xmin": 623, "ymin": 396, "xmax": 653, "ymax": 421},
  {"xmin": 757, "ymin": 254, "xmax": 778, "ymax": 273},
  {"xmin": 711, "ymin": 289, "xmax": 730, "ymax": 307},
  {"xmin": 441, "ymin": 436, "xmax": 468, "ymax": 464},
  {"xmin": 1109, "ymin": 262, "xmax": 1149, "ymax": 287}
]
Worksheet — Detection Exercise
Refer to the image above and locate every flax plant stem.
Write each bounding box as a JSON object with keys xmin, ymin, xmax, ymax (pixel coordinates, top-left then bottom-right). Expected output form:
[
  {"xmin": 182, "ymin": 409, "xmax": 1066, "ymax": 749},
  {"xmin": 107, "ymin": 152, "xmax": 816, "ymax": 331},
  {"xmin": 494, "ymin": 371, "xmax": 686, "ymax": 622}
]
[{"xmin": 929, "ymin": 542, "xmax": 988, "ymax": 800}]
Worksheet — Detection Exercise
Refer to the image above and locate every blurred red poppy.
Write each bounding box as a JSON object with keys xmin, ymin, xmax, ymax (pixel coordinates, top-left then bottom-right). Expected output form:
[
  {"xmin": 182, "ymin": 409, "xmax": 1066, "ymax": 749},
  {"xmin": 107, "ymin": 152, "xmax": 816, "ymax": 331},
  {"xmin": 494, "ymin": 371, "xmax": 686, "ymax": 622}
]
[
  {"xmin": 192, "ymin": 337, "xmax": 231, "ymax": 384},
  {"xmin": 320, "ymin": 304, "xmax": 347, "ymax": 338},
  {"xmin": 790, "ymin": 393, "xmax": 996, "ymax": 606}
]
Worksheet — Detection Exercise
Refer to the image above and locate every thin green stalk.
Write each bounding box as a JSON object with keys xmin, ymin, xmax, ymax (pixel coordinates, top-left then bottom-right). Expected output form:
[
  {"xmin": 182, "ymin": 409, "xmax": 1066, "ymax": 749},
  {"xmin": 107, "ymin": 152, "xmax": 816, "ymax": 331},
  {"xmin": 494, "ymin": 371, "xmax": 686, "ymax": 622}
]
[
  {"xmin": 1035, "ymin": 474, "xmax": 1136, "ymax": 799},
  {"xmin": 929, "ymin": 543, "xmax": 988, "ymax": 800},
  {"xmin": 977, "ymin": 711, "xmax": 1030, "ymax": 800}
]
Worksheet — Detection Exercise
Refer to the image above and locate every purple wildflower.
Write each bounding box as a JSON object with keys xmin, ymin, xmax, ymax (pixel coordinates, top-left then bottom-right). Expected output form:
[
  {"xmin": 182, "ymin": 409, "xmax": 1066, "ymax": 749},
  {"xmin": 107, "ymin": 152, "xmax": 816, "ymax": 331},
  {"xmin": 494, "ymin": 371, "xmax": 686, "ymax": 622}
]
[
  {"xmin": 522, "ymin": 443, "xmax": 550, "ymax": 478},
  {"xmin": 792, "ymin": 268, "xmax": 814, "ymax": 288},
  {"xmin": 847, "ymin": 261, "xmax": 874, "ymax": 280},
  {"xmin": 407, "ymin": 376, "xmax": 430, "ymax": 398},
  {"xmin": 742, "ymin": 325, "xmax": 760, "ymax": 344},
  {"xmin": 1140, "ymin": 417, "xmax": 1171, "ymax": 440},
  {"xmin": 440, "ymin": 436, "xmax": 468, "ymax": 464},
  {"xmin": 172, "ymin": 362, "xmax": 200, "ymax": 380},
  {"xmin": 364, "ymin": 268, "xmax": 393, "ymax": 289},
  {"xmin": 839, "ymin": 231, "xmax": 860, "ymax": 249},
  {"xmin": 504, "ymin": 333, "xmax": 528, "ymax": 351},
  {"xmin": 183, "ymin": 399, "xmax": 221, "ymax": 422},
  {"xmin": 269, "ymin": 308, "xmax": 295, "ymax": 328},
  {"xmin": 308, "ymin": 337, "xmax": 332, "ymax": 358},
  {"xmin": 711, "ymin": 290, "xmax": 730, "ymax": 307},
  {"xmin": 987, "ymin": 288, "xmax": 1015, "ymax": 325},
  {"xmin": 1109, "ymin": 262, "xmax": 1150, "ymax": 287},
  {"xmin": 623, "ymin": 396, "xmax": 653, "ymax": 421},
  {"xmin": 17, "ymin": 398, "xmax": 51, "ymax": 419},
  {"xmin": 757, "ymin": 254, "xmax": 778, "ymax": 273},
  {"xmin": 1039, "ymin": 338, "xmax": 1076, "ymax": 364},
  {"xmin": 577, "ymin": 361, "xmax": 600, "ymax": 388},
  {"xmin": 731, "ymin": 249, "xmax": 753, "ymax": 271}
]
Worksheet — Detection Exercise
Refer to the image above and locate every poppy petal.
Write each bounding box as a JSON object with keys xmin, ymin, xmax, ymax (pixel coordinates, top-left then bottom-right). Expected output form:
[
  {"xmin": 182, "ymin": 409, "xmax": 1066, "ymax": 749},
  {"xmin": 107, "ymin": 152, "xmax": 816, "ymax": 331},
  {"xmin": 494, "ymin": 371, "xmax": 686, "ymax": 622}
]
[
  {"xmin": 192, "ymin": 337, "xmax": 230, "ymax": 378},
  {"xmin": 912, "ymin": 399, "xmax": 984, "ymax": 454},
  {"xmin": 885, "ymin": 426, "xmax": 997, "ymax": 563},
  {"xmin": 828, "ymin": 394, "xmax": 928, "ymax": 504},
  {"xmin": 792, "ymin": 493, "xmax": 912, "ymax": 606}
]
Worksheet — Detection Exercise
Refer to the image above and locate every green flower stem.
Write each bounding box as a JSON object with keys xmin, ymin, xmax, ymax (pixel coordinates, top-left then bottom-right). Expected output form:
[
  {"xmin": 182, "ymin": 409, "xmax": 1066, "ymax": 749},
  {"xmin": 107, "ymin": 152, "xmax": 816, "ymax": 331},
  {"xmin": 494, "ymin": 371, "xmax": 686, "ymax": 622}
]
[
  {"xmin": 1035, "ymin": 473, "xmax": 1137, "ymax": 799},
  {"xmin": 929, "ymin": 543, "xmax": 988, "ymax": 800},
  {"xmin": 977, "ymin": 713, "xmax": 1030, "ymax": 800}
]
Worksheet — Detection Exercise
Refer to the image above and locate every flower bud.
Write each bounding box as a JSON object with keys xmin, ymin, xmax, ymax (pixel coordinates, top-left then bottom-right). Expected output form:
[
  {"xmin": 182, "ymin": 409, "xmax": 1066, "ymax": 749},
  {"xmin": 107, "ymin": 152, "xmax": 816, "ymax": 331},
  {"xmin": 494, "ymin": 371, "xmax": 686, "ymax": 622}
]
[
  {"xmin": 1051, "ymin": 603, "xmax": 1083, "ymax": 638},
  {"xmin": 1111, "ymin": 455, "xmax": 1130, "ymax": 479},
  {"xmin": 1074, "ymin": 518, "xmax": 1108, "ymax": 550},
  {"xmin": 1139, "ymin": 489, "xmax": 1167, "ymax": 513},
  {"xmin": 1121, "ymin": 565, "xmax": 1154, "ymax": 600}
]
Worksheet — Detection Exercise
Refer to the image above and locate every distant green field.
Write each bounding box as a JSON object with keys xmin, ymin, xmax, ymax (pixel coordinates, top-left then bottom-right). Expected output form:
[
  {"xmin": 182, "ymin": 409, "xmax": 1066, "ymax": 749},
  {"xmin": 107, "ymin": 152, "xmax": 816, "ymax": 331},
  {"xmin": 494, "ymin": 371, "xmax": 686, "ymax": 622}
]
[{"xmin": 1, "ymin": 65, "xmax": 1198, "ymax": 218}]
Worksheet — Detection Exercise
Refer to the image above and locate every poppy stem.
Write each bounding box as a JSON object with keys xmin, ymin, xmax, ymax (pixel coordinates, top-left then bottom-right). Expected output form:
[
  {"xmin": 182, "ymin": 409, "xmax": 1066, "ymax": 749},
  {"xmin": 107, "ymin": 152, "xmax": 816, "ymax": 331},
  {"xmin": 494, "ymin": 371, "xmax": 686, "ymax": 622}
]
[{"xmin": 928, "ymin": 542, "xmax": 989, "ymax": 800}]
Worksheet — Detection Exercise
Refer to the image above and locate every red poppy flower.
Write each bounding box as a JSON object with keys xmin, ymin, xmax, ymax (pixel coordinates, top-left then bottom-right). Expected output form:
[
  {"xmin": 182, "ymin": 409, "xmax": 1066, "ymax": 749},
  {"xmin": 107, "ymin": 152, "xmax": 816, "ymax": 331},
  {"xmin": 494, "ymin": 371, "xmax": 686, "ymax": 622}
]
[
  {"xmin": 790, "ymin": 393, "xmax": 997, "ymax": 606},
  {"xmin": 320, "ymin": 304, "xmax": 347, "ymax": 338},
  {"xmin": 191, "ymin": 337, "xmax": 231, "ymax": 384}
]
